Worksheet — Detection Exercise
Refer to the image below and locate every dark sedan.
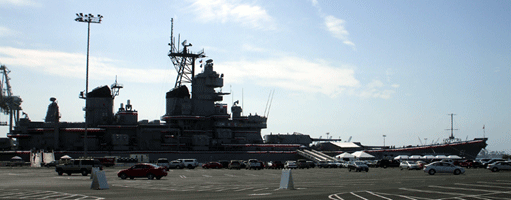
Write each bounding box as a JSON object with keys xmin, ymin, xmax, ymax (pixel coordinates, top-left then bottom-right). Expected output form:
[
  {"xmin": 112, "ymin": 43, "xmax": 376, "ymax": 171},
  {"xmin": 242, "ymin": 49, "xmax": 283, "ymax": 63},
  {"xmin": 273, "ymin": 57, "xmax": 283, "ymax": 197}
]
[
  {"xmin": 117, "ymin": 163, "xmax": 167, "ymax": 180},
  {"xmin": 202, "ymin": 162, "xmax": 223, "ymax": 169}
]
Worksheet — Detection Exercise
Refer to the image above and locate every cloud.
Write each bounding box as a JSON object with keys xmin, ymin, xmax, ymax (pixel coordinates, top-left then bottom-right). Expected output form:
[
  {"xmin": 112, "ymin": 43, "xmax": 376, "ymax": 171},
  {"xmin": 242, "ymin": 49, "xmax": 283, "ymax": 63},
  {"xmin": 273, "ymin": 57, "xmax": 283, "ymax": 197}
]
[
  {"xmin": 0, "ymin": 47, "xmax": 397, "ymax": 99},
  {"xmin": 0, "ymin": 0, "xmax": 40, "ymax": 6},
  {"xmin": 358, "ymin": 80, "xmax": 398, "ymax": 99},
  {"xmin": 324, "ymin": 15, "xmax": 355, "ymax": 48},
  {"xmin": 215, "ymin": 56, "xmax": 359, "ymax": 97},
  {"xmin": 0, "ymin": 26, "xmax": 17, "ymax": 37},
  {"xmin": 309, "ymin": 1, "xmax": 355, "ymax": 49},
  {"xmin": 0, "ymin": 47, "xmax": 168, "ymax": 83},
  {"xmin": 188, "ymin": 0, "xmax": 275, "ymax": 30}
]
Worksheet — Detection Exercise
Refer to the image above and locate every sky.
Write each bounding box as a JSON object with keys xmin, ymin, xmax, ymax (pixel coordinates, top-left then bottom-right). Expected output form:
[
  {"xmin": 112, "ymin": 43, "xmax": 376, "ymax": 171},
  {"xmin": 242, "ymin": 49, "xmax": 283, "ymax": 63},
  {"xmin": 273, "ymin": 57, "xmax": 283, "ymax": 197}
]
[{"xmin": 0, "ymin": 0, "xmax": 509, "ymax": 152}]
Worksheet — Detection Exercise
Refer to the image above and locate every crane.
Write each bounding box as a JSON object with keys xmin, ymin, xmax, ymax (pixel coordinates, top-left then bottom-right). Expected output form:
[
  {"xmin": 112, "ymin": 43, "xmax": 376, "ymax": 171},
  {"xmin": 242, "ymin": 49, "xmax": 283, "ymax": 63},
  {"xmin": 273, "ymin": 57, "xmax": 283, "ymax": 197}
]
[{"xmin": 0, "ymin": 65, "xmax": 22, "ymax": 132}]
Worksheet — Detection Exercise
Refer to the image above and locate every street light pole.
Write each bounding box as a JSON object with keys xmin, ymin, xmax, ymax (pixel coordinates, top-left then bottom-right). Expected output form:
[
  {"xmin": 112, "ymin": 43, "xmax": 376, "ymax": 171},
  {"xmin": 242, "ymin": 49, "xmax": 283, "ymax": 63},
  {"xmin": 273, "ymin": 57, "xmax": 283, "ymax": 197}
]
[
  {"xmin": 75, "ymin": 13, "xmax": 103, "ymax": 158},
  {"xmin": 383, "ymin": 135, "xmax": 386, "ymax": 147}
]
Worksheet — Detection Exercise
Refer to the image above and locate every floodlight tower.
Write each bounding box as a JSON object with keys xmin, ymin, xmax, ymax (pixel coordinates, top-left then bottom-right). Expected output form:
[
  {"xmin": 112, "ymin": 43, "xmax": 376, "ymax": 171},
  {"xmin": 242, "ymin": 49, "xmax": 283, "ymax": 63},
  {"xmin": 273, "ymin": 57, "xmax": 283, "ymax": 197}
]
[{"xmin": 75, "ymin": 13, "xmax": 103, "ymax": 157}]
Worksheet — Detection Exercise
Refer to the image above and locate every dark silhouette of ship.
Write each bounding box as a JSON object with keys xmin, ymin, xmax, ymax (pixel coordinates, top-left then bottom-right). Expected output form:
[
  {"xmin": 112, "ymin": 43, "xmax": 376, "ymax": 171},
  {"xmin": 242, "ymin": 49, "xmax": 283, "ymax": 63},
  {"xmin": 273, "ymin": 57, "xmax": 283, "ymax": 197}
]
[{"xmin": 1, "ymin": 20, "xmax": 487, "ymax": 162}]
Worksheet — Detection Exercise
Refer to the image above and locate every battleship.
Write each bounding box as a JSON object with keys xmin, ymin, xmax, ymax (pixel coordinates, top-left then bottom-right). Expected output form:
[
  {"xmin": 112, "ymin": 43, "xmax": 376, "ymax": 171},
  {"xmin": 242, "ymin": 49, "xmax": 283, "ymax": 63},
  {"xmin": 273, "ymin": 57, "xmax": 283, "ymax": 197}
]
[{"xmin": 0, "ymin": 20, "xmax": 487, "ymax": 163}]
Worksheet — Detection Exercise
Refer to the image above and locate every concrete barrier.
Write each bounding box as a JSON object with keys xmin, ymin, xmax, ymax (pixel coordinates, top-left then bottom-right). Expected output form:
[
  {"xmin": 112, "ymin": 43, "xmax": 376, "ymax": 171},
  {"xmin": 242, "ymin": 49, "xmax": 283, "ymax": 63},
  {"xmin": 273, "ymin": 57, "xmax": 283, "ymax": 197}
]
[
  {"xmin": 91, "ymin": 170, "xmax": 109, "ymax": 190},
  {"xmin": 279, "ymin": 169, "xmax": 294, "ymax": 190}
]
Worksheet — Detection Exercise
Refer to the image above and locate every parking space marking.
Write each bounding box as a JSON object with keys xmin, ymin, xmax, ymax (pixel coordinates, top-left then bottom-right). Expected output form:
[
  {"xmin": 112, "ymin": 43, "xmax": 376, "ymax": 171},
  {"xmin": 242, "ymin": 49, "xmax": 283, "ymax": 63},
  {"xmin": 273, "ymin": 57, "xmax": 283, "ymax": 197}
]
[
  {"xmin": 0, "ymin": 189, "xmax": 104, "ymax": 200},
  {"xmin": 429, "ymin": 185, "xmax": 503, "ymax": 193},
  {"xmin": 366, "ymin": 191, "xmax": 393, "ymax": 200},
  {"xmin": 455, "ymin": 183, "xmax": 511, "ymax": 190},
  {"xmin": 350, "ymin": 192, "xmax": 369, "ymax": 200},
  {"xmin": 179, "ymin": 175, "xmax": 187, "ymax": 178}
]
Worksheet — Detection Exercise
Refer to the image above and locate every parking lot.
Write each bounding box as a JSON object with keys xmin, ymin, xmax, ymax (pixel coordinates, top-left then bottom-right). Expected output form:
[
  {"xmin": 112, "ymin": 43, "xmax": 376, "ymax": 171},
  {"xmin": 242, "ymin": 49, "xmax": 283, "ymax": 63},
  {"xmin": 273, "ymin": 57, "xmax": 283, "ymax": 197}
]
[{"xmin": 0, "ymin": 166, "xmax": 510, "ymax": 199}]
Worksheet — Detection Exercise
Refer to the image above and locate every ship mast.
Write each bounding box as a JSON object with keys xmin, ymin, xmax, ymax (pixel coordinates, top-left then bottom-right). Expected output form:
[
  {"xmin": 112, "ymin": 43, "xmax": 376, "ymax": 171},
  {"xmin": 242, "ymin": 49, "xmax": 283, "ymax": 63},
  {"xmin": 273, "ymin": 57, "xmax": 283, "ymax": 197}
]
[
  {"xmin": 168, "ymin": 18, "xmax": 206, "ymax": 88},
  {"xmin": 444, "ymin": 113, "xmax": 460, "ymax": 143}
]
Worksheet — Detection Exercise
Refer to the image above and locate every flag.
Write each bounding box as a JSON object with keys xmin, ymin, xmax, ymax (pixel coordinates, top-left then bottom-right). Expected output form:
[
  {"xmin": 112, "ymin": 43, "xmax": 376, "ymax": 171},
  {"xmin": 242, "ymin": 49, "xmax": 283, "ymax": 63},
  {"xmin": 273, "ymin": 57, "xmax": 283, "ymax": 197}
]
[{"xmin": 483, "ymin": 125, "xmax": 485, "ymax": 129}]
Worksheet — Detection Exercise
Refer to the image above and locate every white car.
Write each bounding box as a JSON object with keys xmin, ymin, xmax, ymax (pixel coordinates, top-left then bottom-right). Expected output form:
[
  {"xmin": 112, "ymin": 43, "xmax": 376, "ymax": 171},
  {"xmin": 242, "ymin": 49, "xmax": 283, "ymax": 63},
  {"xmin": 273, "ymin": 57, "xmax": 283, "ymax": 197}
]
[
  {"xmin": 285, "ymin": 161, "xmax": 297, "ymax": 169},
  {"xmin": 487, "ymin": 161, "xmax": 511, "ymax": 172},
  {"xmin": 400, "ymin": 161, "xmax": 421, "ymax": 170},
  {"xmin": 423, "ymin": 161, "xmax": 465, "ymax": 175}
]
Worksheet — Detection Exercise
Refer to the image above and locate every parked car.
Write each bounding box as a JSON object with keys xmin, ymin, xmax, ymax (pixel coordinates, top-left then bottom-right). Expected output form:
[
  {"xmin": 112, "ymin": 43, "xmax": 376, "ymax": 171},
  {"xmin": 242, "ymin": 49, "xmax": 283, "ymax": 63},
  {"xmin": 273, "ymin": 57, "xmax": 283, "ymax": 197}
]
[
  {"xmin": 156, "ymin": 158, "xmax": 170, "ymax": 170},
  {"xmin": 376, "ymin": 159, "xmax": 400, "ymax": 168},
  {"xmin": 228, "ymin": 160, "xmax": 241, "ymax": 170},
  {"xmin": 458, "ymin": 159, "xmax": 482, "ymax": 168},
  {"xmin": 246, "ymin": 159, "xmax": 263, "ymax": 170},
  {"xmin": 487, "ymin": 161, "xmax": 511, "ymax": 172},
  {"xmin": 202, "ymin": 162, "xmax": 223, "ymax": 169},
  {"xmin": 55, "ymin": 159, "xmax": 103, "ymax": 176},
  {"xmin": 267, "ymin": 161, "xmax": 284, "ymax": 169},
  {"xmin": 43, "ymin": 160, "xmax": 59, "ymax": 168},
  {"xmin": 483, "ymin": 159, "xmax": 506, "ymax": 168},
  {"xmin": 400, "ymin": 161, "xmax": 421, "ymax": 170},
  {"xmin": 168, "ymin": 160, "xmax": 185, "ymax": 169},
  {"xmin": 95, "ymin": 157, "xmax": 115, "ymax": 167},
  {"xmin": 348, "ymin": 161, "xmax": 369, "ymax": 172},
  {"xmin": 117, "ymin": 163, "xmax": 167, "ymax": 180},
  {"xmin": 317, "ymin": 160, "xmax": 329, "ymax": 168},
  {"xmin": 297, "ymin": 159, "xmax": 309, "ymax": 169},
  {"xmin": 218, "ymin": 160, "xmax": 230, "ymax": 168},
  {"xmin": 177, "ymin": 159, "xmax": 199, "ymax": 169},
  {"xmin": 306, "ymin": 161, "xmax": 316, "ymax": 168},
  {"xmin": 416, "ymin": 160, "xmax": 427, "ymax": 168},
  {"xmin": 285, "ymin": 161, "xmax": 297, "ymax": 169},
  {"xmin": 423, "ymin": 161, "xmax": 465, "ymax": 175}
]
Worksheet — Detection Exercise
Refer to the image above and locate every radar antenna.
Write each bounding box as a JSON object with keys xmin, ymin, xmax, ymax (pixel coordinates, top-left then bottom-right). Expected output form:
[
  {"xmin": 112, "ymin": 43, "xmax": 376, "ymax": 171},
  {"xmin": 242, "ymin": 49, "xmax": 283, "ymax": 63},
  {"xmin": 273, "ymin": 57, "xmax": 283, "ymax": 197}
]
[
  {"xmin": 0, "ymin": 64, "xmax": 22, "ymax": 132},
  {"xmin": 168, "ymin": 18, "xmax": 206, "ymax": 88},
  {"xmin": 110, "ymin": 76, "xmax": 123, "ymax": 99}
]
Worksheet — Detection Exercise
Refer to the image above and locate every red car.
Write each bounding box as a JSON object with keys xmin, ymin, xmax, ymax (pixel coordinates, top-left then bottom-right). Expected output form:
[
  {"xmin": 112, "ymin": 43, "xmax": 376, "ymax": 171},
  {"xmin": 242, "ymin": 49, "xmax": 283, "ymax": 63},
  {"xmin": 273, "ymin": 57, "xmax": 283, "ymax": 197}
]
[
  {"xmin": 202, "ymin": 162, "xmax": 223, "ymax": 169},
  {"xmin": 117, "ymin": 163, "xmax": 167, "ymax": 180}
]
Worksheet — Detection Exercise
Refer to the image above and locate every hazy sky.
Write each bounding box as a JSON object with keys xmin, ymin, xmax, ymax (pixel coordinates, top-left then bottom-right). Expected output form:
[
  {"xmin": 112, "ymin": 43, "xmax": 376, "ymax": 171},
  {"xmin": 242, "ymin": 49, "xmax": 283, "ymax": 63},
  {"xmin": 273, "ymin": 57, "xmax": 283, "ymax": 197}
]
[{"xmin": 0, "ymin": 0, "xmax": 509, "ymax": 152}]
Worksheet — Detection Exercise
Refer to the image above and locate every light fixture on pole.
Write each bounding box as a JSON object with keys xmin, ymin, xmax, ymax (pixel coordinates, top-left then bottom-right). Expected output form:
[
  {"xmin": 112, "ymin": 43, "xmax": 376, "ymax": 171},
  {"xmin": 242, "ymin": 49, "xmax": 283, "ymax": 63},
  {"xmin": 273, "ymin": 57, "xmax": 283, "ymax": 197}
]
[
  {"xmin": 383, "ymin": 135, "xmax": 386, "ymax": 147},
  {"xmin": 75, "ymin": 13, "xmax": 103, "ymax": 157}
]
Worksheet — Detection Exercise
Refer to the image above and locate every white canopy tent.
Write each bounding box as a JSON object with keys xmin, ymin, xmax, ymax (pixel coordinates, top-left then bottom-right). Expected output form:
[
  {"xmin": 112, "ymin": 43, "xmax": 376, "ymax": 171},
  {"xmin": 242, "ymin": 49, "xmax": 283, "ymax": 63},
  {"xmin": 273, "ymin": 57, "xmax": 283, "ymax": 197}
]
[
  {"xmin": 435, "ymin": 155, "xmax": 448, "ymax": 159},
  {"xmin": 60, "ymin": 155, "xmax": 72, "ymax": 160},
  {"xmin": 421, "ymin": 155, "xmax": 435, "ymax": 159},
  {"xmin": 409, "ymin": 155, "xmax": 422, "ymax": 160},
  {"xmin": 11, "ymin": 156, "xmax": 22, "ymax": 160},
  {"xmin": 448, "ymin": 155, "xmax": 462, "ymax": 159},
  {"xmin": 394, "ymin": 155, "xmax": 409, "ymax": 160},
  {"xmin": 336, "ymin": 152, "xmax": 355, "ymax": 161},
  {"xmin": 351, "ymin": 151, "xmax": 375, "ymax": 159}
]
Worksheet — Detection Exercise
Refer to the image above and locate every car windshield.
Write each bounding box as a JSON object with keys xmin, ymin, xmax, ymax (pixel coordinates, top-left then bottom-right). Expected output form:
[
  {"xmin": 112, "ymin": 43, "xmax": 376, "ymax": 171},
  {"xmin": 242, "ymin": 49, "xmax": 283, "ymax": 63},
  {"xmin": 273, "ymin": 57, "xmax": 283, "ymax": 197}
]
[
  {"xmin": 355, "ymin": 162, "xmax": 364, "ymax": 165},
  {"xmin": 408, "ymin": 161, "xmax": 416, "ymax": 164}
]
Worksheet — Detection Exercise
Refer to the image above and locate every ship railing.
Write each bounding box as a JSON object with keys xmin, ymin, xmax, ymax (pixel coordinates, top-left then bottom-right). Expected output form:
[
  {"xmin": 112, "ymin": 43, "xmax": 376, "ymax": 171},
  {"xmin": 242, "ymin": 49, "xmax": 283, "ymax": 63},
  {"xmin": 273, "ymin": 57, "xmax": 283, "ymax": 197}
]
[
  {"xmin": 296, "ymin": 150, "xmax": 322, "ymax": 162},
  {"xmin": 297, "ymin": 149, "xmax": 337, "ymax": 162},
  {"xmin": 302, "ymin": 149, "xmax": 329, "ymax": 161},
  {"xmin": 310, "ymin": 149, "xmax": 338, "ymax": 161}
]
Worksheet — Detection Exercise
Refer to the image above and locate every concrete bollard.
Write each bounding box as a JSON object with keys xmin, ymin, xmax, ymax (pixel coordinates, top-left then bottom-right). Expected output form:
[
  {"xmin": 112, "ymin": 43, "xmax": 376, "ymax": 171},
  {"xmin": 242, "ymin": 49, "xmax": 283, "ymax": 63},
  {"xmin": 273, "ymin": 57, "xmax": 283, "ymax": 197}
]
[{"xmin": 279, "ymin": 169, "xmax": 295, "ymax": 190}]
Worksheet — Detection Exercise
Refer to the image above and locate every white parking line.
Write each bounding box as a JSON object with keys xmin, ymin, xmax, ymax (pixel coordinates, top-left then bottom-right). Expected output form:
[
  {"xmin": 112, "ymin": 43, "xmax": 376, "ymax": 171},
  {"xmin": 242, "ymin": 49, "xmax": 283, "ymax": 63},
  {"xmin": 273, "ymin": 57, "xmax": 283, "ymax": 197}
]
[
  {"xmin": 477, "ymin": 181, "xmax": 511, "ymax": 185},
  {"xmin": 350, "ymin": 192, "xmax": 368, "ymax": 200},
  {"xmin": 429, "ymin": 185, "xmax": 503, "ymax": 193},
  {"xmin": 366, "ymin": 191, "xmax": 393, "ymax": 200},
  {"xmin": 455, "ymin": 183, "xmax": 511, "ymax": 189},
  {"xmin": 399, "ymin": 187, "xmax": 466, "ymax": 196}
]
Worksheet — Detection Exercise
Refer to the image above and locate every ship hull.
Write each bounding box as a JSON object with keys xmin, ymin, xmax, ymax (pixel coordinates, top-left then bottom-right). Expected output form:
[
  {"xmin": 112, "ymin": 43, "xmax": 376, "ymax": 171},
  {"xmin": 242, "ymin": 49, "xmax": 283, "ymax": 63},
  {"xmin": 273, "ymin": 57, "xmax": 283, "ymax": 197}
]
[{"xmin": 365, "ymin": 138, "xmax": 487, "ymax": 160}]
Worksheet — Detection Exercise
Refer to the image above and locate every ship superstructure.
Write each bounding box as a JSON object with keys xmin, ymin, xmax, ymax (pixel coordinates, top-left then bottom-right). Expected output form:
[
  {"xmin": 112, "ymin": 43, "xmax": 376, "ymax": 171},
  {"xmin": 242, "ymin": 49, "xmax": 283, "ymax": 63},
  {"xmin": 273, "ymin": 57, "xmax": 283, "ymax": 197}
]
[{"xmin": 8, "ymin": 44, "xmax": 269, "ymax": 154}]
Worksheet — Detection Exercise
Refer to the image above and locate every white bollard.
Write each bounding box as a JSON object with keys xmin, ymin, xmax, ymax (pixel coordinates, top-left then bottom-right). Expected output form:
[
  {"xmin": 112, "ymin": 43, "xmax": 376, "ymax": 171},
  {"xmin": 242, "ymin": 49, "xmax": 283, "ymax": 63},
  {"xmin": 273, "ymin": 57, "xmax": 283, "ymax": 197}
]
[{"xmin": 279, "ymin": 169, "xmax": 295, "ymax": 190}]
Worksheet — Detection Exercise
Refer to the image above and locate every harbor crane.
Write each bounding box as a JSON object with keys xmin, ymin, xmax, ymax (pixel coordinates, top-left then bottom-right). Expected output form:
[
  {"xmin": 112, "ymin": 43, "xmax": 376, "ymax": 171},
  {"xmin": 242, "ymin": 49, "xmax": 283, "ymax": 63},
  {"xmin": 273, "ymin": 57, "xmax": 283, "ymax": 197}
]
[{"xmin": 0, "ymin": 65, "xmax": 22, "ymax": 133}]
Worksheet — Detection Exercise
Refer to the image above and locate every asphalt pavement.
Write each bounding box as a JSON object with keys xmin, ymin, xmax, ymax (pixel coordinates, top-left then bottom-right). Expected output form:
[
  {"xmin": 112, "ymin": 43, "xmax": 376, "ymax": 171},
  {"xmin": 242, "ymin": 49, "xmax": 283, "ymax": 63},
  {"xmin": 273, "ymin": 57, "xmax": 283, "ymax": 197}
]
[{"xmin": 0, "ymin": 166, "xmax": 509, "ymax": 199}]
